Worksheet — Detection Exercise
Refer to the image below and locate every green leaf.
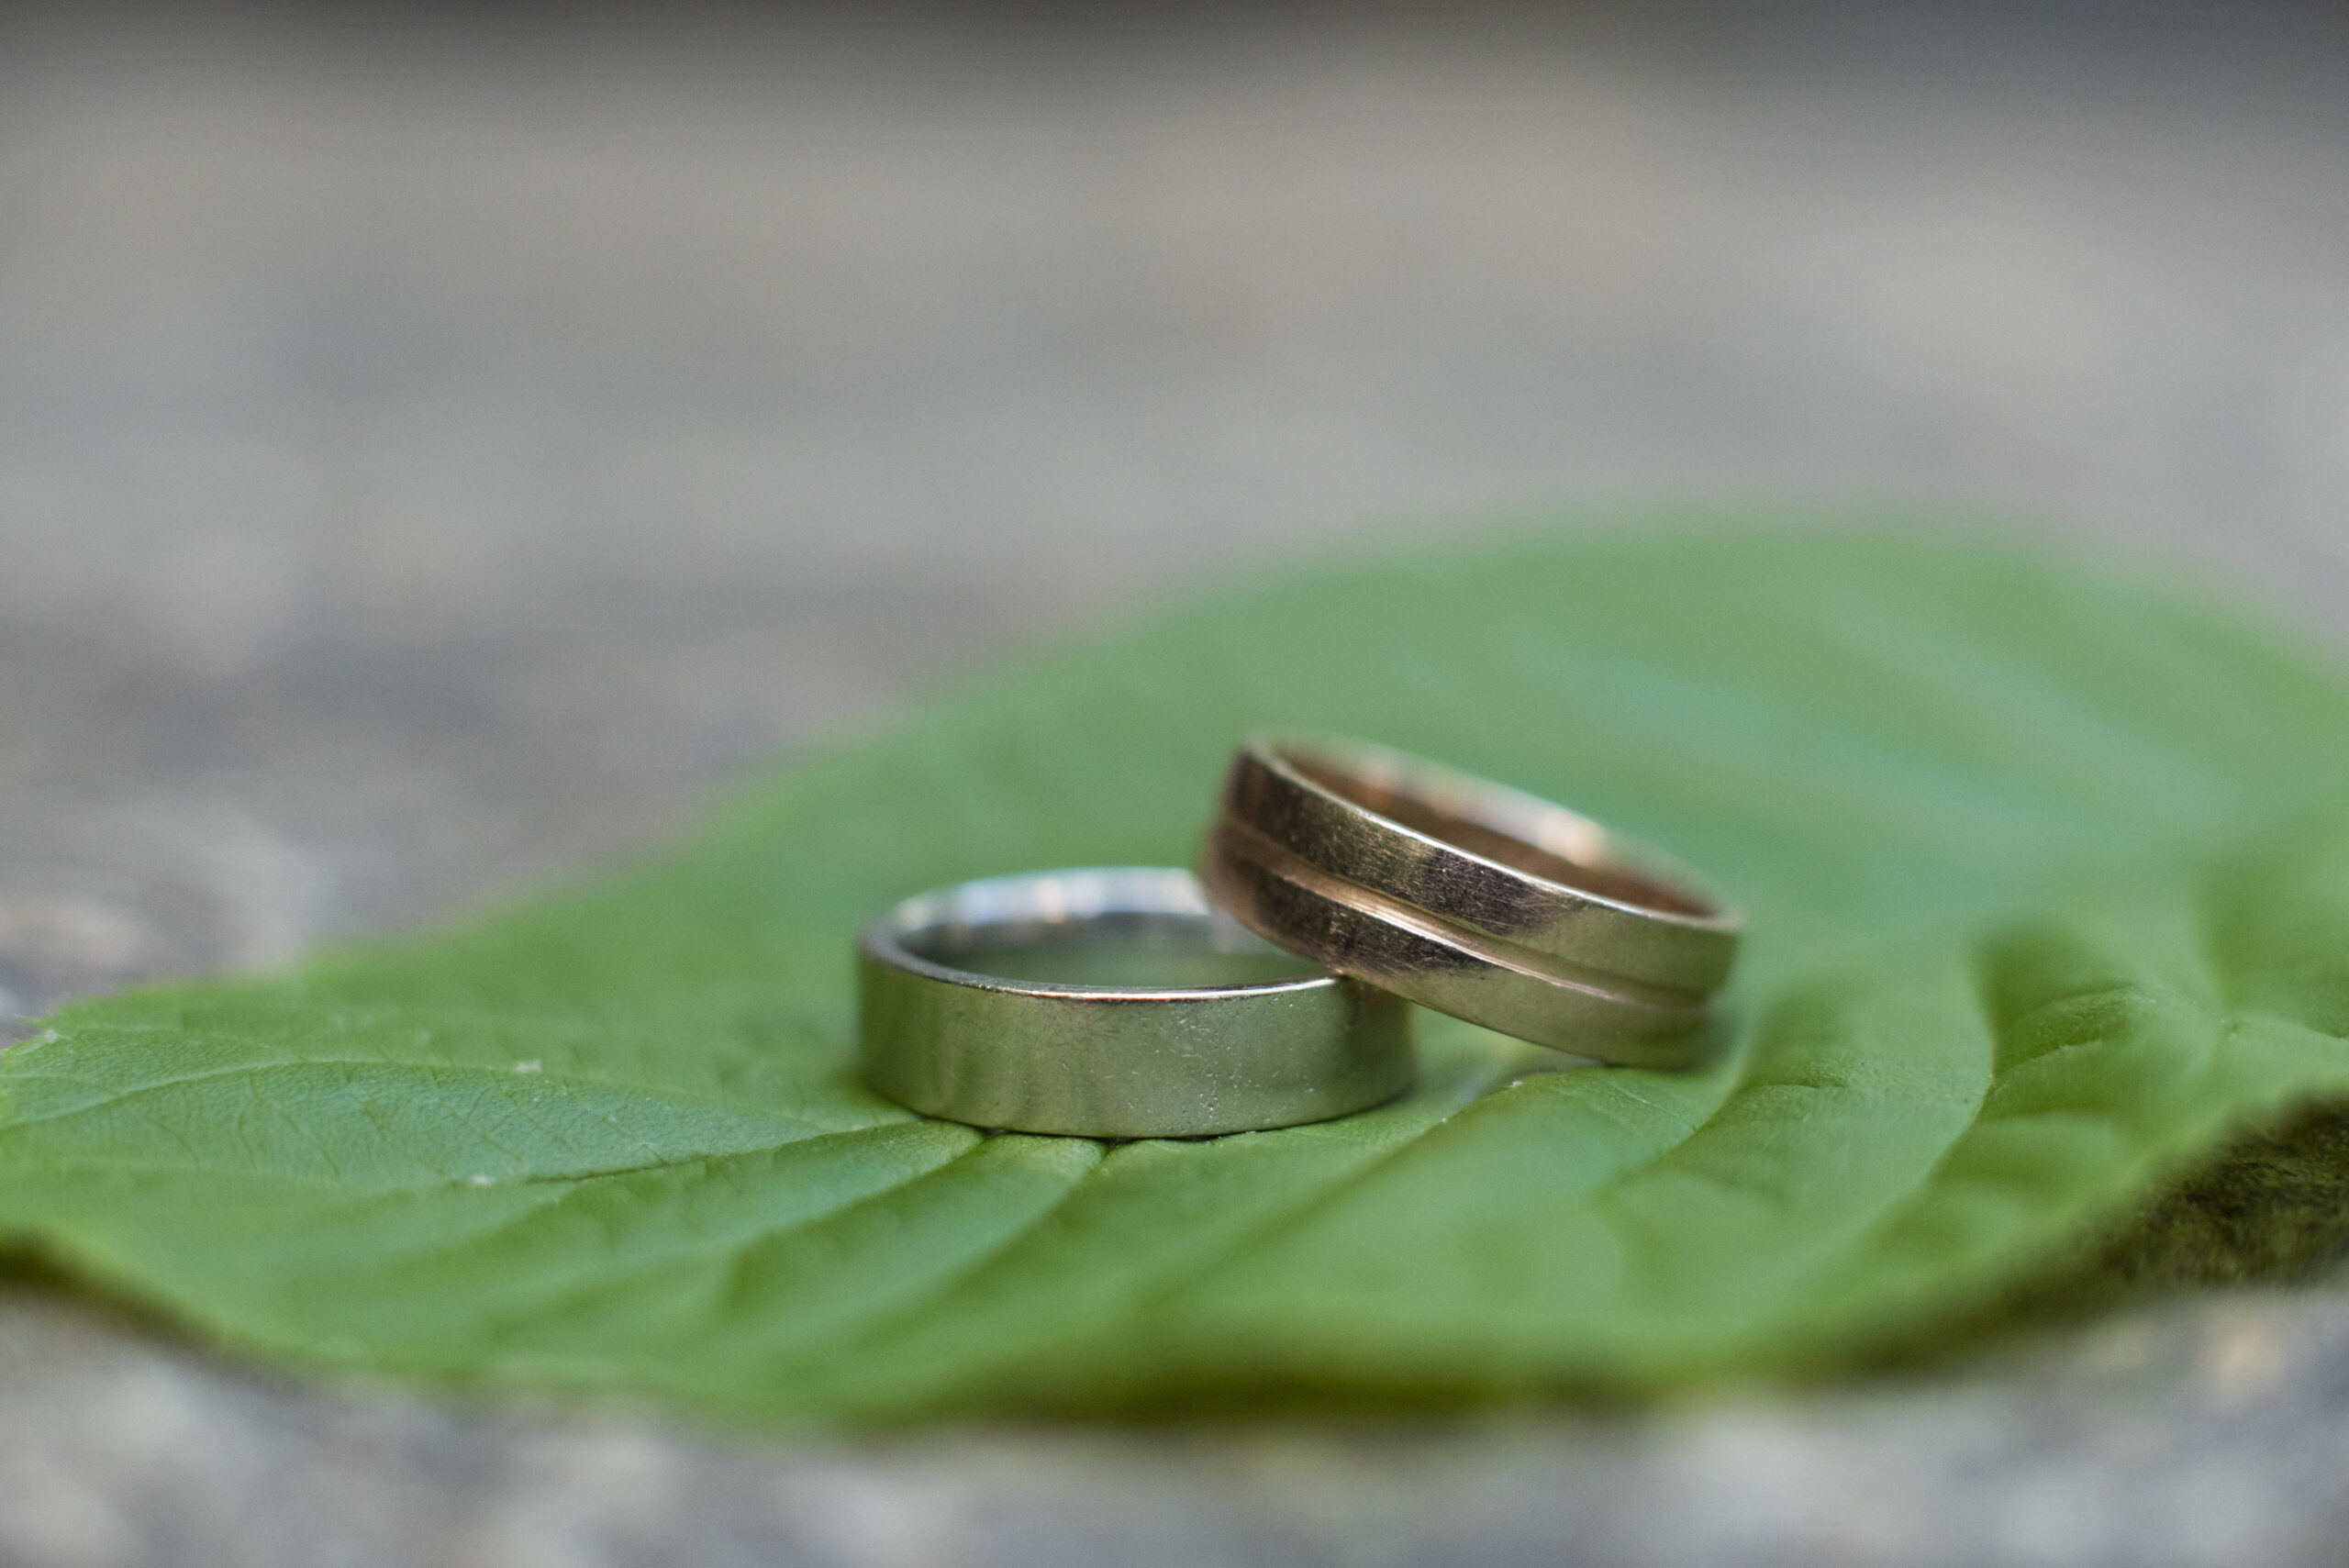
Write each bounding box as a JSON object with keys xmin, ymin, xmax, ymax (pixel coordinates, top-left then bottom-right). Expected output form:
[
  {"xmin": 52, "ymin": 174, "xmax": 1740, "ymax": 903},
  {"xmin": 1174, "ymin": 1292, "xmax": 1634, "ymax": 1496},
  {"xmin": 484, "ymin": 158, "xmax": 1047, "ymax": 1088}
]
[{"xmin": 8, "ymin": 521, "xmax": 2349, "ymax": 1423}]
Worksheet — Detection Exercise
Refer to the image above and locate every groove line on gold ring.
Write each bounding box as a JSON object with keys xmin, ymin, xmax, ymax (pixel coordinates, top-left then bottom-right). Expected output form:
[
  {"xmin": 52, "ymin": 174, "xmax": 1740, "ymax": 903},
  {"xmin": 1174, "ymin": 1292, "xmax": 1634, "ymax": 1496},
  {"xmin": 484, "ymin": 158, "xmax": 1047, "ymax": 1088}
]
[
  {"xmin": 1227, "ymin": 738, "xmax": 1739, "ymax": 996},
  {"xmin": 1212, "ymin": 817, "xmax": 1708, "ymax": 1015}
]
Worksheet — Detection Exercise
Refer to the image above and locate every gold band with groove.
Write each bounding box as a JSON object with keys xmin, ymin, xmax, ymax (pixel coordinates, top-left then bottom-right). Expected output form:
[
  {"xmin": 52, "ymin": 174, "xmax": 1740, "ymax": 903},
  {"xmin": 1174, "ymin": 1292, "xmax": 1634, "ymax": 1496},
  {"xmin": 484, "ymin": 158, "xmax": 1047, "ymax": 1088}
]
[{"xmin": 1199, "ymin": 737, "xmax": 1739, "ymax": 1066}]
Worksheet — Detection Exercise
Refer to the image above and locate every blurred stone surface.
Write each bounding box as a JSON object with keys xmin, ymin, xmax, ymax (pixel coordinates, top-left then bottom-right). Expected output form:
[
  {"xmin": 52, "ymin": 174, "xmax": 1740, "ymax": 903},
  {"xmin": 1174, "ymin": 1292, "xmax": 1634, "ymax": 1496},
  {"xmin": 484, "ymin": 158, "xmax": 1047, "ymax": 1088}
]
[
  {"xmin": 6, "ymin": 1284, "xmax": 2349, "ymax": 1568},
  {"xmin": 2, "ymin": 5, "xmax": 2349, "ymax": 1562}
]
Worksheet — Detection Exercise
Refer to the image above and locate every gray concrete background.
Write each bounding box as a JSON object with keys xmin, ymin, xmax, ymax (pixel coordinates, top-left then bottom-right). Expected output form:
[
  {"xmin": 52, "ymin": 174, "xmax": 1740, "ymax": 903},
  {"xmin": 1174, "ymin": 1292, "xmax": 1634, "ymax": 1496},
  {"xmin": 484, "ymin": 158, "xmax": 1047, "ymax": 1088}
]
[{"xmin": 3, "ymin": 5, "xmax": 2349, "ymax": 1562}]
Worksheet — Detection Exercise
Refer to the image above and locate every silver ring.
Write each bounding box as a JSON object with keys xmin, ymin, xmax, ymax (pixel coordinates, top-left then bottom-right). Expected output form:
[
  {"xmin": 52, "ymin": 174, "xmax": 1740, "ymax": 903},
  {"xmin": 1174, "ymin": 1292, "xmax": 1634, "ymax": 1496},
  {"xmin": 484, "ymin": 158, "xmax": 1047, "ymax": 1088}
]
[{"xmin": 858, "ymin": 867, "xmax": 1414, "ymax": 1137}]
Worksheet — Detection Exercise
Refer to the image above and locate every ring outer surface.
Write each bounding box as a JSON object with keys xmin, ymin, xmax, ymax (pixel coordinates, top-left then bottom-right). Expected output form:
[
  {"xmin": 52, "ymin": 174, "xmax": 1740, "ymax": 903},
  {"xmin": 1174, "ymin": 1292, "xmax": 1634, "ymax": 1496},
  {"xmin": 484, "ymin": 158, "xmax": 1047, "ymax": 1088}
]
[
  {"xmin": 859, "ymin": 867, "xmax": 1414, "ymax": 1139},
  {"xmin": 1201, "ymin": 739, "xmax": 1741, "ymax": 1066},
  {"xmin": 1220, "ymin": 739, "xmax": 1739, "ymax": 994}
]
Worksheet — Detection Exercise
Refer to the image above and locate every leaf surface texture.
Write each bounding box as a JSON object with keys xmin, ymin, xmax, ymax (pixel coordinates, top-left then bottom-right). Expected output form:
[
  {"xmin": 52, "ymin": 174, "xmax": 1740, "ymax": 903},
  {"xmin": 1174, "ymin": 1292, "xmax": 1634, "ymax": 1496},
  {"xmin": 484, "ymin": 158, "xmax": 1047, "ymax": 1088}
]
[{"xmin": 8, "ymin": 527, "xmax": 2349, "ymax": 1421}]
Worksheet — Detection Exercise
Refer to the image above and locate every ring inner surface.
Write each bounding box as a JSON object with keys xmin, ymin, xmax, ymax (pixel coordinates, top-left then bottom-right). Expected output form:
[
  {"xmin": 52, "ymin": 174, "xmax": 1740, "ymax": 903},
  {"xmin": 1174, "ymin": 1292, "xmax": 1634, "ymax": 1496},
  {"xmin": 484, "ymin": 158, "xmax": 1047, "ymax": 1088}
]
[
  {"xmin": 1286, "ymin": 754, "xmax": 1713, "ymax": 918},
  {"xmin": 903, "ymin": 909, "xmax": 1323, "ymax": 989}
]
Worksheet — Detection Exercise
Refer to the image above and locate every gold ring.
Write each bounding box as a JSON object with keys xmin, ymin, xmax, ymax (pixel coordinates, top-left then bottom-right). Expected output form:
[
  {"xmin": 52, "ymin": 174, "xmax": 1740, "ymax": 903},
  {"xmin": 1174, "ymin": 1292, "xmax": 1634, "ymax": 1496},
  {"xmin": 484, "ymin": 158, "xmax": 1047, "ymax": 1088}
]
[{"xmin": 1199, "ymin": 737, "xmax": 1739, "ymax": 1066}]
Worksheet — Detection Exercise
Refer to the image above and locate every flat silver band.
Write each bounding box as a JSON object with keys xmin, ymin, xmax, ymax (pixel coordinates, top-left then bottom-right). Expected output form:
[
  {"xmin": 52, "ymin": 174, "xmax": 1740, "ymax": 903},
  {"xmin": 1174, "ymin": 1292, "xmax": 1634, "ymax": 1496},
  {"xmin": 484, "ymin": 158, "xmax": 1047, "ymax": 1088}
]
[{"xmin": 858, "ymin": 867, "xmax": 1414, "ymax": 1138}]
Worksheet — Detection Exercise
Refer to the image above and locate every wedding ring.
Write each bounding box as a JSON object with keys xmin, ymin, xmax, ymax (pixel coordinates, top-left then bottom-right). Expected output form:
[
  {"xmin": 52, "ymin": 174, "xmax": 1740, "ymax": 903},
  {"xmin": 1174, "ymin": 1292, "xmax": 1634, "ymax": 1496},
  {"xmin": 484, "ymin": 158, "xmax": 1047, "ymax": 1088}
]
[
  {"xmin": 1200, "ymin": 738, "xmax": 1739, "ymax": 1066},
  {"xmin": 859, "ymin": 867, "xmax": 1413, "ymax": 1137}
]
